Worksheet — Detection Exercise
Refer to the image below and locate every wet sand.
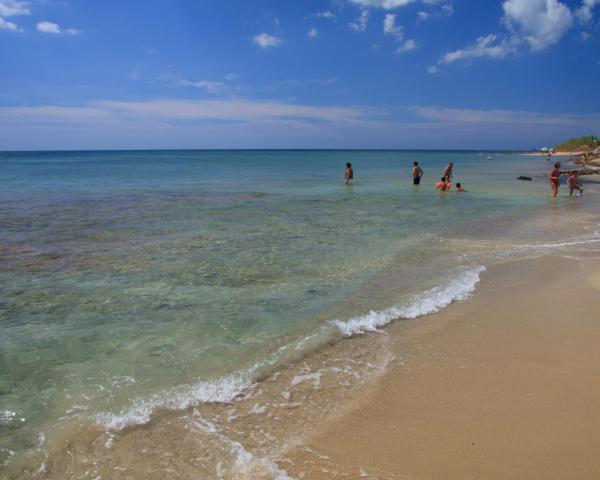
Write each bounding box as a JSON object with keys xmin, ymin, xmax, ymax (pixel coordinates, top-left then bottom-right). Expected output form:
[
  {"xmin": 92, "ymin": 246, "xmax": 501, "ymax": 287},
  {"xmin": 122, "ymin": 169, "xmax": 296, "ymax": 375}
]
[{"xmin": 283, "ymin": 256, "xmax": 600, "ymax": 479}]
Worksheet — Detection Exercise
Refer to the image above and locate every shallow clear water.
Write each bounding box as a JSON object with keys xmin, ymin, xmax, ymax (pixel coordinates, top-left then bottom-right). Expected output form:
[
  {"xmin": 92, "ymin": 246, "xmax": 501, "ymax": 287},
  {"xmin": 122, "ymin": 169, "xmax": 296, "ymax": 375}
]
[{"xmin": 1, "ymin": 150, "xmax": 599, "ymax": 477}]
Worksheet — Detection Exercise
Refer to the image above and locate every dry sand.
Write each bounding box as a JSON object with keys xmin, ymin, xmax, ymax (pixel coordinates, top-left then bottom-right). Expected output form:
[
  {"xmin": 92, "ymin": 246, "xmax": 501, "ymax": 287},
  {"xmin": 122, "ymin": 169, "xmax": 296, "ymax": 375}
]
[{"xmin": 282, "ymin": 256, "xmax": 600, "ymax": 479}]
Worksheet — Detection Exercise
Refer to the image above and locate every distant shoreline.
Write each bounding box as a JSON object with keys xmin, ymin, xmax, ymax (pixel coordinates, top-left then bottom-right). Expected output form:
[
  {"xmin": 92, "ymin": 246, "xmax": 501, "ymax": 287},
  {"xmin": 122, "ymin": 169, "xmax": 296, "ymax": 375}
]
[{"xmin": 1, "ymin": 148, "xmax": 536, "ymax": 154}]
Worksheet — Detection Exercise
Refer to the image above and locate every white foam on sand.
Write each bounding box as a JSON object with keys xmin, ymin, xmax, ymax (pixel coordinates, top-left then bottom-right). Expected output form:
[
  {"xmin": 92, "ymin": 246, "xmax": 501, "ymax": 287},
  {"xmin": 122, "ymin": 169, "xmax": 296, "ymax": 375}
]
[
  {"xmin": 334, "ymin": 266, "xmax": 486, "ymax": 337},
  {"xmin": 95, "ymin": 371, "xmax": 255, "ymax": 431},
  {"xmin": 191, "ymin": 416, "xmax": 294, "ymax": 480}
]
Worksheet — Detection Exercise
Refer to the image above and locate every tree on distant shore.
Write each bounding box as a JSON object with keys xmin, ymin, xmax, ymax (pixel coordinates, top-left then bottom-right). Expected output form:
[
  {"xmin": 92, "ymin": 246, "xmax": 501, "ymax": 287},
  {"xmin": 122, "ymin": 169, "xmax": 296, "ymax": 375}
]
[{"xmin": 554, "ymin": 135, "xmax": 599, "ymax": 152}]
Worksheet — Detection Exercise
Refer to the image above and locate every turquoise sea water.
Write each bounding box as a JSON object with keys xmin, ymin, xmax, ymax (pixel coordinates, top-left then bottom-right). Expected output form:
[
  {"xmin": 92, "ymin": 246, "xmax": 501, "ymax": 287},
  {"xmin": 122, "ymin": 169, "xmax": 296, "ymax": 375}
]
[{"xmin": 1, "ymin": 150, "xmax": 599, "ymax": 478}]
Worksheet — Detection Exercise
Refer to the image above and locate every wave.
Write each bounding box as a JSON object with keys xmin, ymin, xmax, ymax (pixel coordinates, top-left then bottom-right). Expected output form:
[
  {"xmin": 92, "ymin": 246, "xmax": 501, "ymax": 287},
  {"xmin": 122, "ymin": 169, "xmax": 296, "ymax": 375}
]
[
  {"xmin": 94, "ymin": 371, "xmax": 254, "ymax": 431},
  {"xmin": 95, "ymin": 266, "xmax": 485, "ymax": 432},
  {"xmin": 333, "ymin": 266, "xmax": 486, "ymax": 336}
]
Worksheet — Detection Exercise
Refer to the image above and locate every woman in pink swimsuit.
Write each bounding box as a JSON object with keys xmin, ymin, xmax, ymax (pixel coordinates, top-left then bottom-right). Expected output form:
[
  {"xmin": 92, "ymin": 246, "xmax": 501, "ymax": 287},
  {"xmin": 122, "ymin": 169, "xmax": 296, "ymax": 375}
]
[{"xmin": 549, "ymin": 162, "xmax": 561, "ymax": 198}]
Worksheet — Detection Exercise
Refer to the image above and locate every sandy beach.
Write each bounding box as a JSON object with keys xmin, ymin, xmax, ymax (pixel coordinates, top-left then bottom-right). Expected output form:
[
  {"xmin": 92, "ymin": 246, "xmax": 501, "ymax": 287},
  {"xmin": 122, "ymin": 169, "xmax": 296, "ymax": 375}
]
[{"xmin": 282, "ymin": 255, "xmax": 600, "ymax": 479}]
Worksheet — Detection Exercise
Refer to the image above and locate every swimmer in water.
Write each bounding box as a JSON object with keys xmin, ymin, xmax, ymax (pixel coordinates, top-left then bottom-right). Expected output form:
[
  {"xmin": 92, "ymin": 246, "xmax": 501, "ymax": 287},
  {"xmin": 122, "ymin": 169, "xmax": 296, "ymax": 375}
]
[
  {"xmin": 412, "ymin": 161, "xmax": 423, "ymax": 185},
  {"xmin": 436, "ymin": 177, "xmax": 449, "ymax": 192},
  {"xmin": 344, "ymin": 162, "xmax": 354, "ymax": 185}
]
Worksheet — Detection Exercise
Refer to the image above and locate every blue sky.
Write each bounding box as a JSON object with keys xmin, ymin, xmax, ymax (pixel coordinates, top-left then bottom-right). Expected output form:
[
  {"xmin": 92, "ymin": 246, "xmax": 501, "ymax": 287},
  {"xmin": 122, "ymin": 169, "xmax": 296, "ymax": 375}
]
[{"xmin": 1, "ymin": 0, "xmax": 599, "ymax": 150}]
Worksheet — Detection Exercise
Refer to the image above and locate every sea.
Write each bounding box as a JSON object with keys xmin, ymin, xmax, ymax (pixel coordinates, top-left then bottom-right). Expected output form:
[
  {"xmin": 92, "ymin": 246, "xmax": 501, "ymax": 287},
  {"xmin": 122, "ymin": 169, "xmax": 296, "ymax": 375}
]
[{"xmin": 1, "ymin": 150, "xmax": 600, "ymax": 479}]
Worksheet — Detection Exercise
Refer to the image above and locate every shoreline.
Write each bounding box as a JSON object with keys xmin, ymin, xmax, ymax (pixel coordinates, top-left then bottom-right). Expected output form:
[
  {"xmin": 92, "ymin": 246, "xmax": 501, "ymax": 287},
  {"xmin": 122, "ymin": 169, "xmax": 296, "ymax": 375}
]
[
  {"xmin": 280, "ymin": 255, "xmax": 600, "ymax": 479},
  {"xmin": 16, "ymin": 200, "xmax": 600, "ymax": 479},
  {"xmin": 5, "ymin": 150, "xmax": 600, "ymax": 479}
]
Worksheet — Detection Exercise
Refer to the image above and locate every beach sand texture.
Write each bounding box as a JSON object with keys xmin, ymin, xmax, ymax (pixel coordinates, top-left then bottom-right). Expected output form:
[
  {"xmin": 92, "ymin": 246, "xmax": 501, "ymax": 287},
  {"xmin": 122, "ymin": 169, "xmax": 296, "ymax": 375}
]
[{"xmin": 283, "ymin": 256, "xmax": 600, "ymax": 479}]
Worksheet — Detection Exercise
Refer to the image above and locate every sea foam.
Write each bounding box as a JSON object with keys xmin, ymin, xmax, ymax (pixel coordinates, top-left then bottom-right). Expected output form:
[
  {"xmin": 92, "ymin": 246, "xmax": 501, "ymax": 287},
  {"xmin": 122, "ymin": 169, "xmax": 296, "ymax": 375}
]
[
  {"xmin": 95, "ymin": 372, "xmax": 254, "ymax": 431},
  {"xmin": 334, "ymin": 266, "xmax": 485, "ymax": 336},
  {"xmin": 95, "ymin": 266, "xmax": 485, "ymax": 431}
]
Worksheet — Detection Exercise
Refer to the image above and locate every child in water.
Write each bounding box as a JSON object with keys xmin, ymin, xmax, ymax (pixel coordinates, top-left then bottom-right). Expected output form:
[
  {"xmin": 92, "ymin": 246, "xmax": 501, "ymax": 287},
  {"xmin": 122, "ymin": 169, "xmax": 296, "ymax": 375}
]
[
  {"xmin": 567, "ymin": 171, "xmax": 583, "ymax": 196},
  {"xmin": 456, "ymin": 182, "xmax": 464, "ymax": 192},
  {"xmin": 435, "ymin": 177, "xmax": 450, "ymax": 191},
  {"xmin": 344, "ymin": 162, "xmax": 354, "ymax": 185}
]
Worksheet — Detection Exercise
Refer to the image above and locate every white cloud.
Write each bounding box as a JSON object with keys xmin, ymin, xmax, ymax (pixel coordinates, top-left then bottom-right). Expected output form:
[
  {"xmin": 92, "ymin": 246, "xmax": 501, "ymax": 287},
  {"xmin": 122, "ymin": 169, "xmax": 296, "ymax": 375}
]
[
  {"xmin": 502, "ymin": 0, "xmax": 573, "ymax": 51},
  {"xmin": 349, "ymin": 9, "xmax": 369, "ymax": 31},
  {"xmin": 223, "ymin": 73, "xmax": 238, "ymax": 81},
  {"xmin": 441, "ymin": 34, "xmax": 518, "ymax": 64},
  {"xmin": 37, "ymin": 20, "xmax": 60, "ymax": 33},
  {"xmin": 576, "ymin": 0, "xmax": 599, "ymax": 23},
  {"xmin": 0, "ymin": 0, "xmax": 29, "ymax": 17},
  {"xmin": 383, "ymin": 13, "xmax": 403, "ymax": 39},
  {"xmin": 427, "ymin": 65, "xmax": 439, "ymax": 74},
  {"xmin": 416, "ymin": 2, "xmax": 452, "ymax": 21},
  {"xmin": 3, "ymin": 101, "xmax": 599, "ymax": 150},
  {"xmin": 173, "ymin": 80, "xmax": 225, "ymax": 94},
  {"xmin": 308, "ymin": 27, "xmax": 318, "ymax": 38},
  {"xmin": 396, "ymin": 38, "xmax": 417, "ymax": 53},
  {"xmin": 90, "ymin": 99, "xmax": 373, "ymax": 124},
  {"xmin": 0, "ymin": 15, "xmax": 20, "ymax": 30},
  {"xmin": 413, "ymin": 106, "xmax": 600, "ymax": 128},
  {"xmin": 282, "ymin": 77, "xmax": 337, "ymax": 87},
  {"xmin": 438, "ymin": 0, "xmax": 575, "ymax": 69},
  {"xmin": 442, "ymin": 3, "xmax": 453, "ymax": 16},
  {"xmin": 309, "ymin": 10, "xmax": 336, "ymax": 19},
  {"xmin": 0, "ymin": 0, "xmax": 29, "ymax": 32},
  {"xmin": 37, "ymin": 21, "xmax": 82, "ymax": 35},
  {"xmin": 349, "ymin": 0, "xmax": 415, "ymax": 9},
  {"xmin": 253, "ymin": 33, "xmax": 282, "ymax": 48}
]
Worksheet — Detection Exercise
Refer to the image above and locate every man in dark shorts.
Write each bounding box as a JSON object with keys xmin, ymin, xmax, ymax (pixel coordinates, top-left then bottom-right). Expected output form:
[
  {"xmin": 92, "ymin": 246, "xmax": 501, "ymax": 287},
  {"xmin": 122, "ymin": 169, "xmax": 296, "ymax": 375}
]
[{"xmin": 412, "ymin": 161, "xmax": 423, "ymax": 185}]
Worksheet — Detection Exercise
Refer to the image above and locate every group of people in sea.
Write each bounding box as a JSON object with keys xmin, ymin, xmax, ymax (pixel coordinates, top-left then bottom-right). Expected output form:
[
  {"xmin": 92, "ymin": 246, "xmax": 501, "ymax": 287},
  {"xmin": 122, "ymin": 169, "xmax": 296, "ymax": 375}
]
[
  {"xmin": 344, "ymin": 161, "xmax": 464, "ymax": 192},
  {"xmin": 345, "ymin": 159, "xmax": 585, "ymax": 198},
  {"xmin": 549, "ymin": 162, "xmax": 584, "ymax": 197}
]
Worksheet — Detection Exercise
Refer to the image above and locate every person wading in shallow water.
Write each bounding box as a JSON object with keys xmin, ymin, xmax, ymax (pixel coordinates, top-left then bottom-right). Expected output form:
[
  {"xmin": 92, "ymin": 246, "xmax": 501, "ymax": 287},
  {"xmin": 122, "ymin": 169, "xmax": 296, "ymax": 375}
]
[
  {"xmin": 344, "ymin": 162, "xmax": 354, "ymax": 185},
  {"xmin": 549, "ymin": 162, "xmax": 561, "ymax": 198},
  {"xmin": 412, "ymin": 161, "xmax": 423, "ymax": 185},
  {"xmin": 444, "ymin": 162, "xmax": 454, "ymax": 182},
  {"xmin": 567, "ymin": 170, "xmax": 584, "ymax": 196}
]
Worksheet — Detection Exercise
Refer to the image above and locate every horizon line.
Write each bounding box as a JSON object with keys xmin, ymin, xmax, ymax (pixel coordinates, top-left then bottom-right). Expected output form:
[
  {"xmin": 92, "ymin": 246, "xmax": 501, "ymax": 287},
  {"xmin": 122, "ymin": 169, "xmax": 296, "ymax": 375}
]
[{"xmin": 0, "ymin": 147, "xmax": 535, "ymax": 154}]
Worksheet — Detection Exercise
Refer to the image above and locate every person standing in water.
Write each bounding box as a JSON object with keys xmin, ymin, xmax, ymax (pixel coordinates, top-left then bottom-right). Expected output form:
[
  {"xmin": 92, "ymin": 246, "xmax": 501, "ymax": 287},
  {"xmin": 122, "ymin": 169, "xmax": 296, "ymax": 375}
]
[
  {"xmin": 412, "ymin": 161, "xmax": 423, "ymax": 185},
  {"xmin": 344, "ymin": 162, "xmax": 354, "ymax": 185},
  {"xmin": 549, "ymin": 162, "xmax": 561, "ymax": 198},
  {"xmin": 444, "ymin": 162, "xmax": 454, "ymax": 182},
  {"xmin": 567, "ymin": 170, "xmax": 584, "ymax": 196}
]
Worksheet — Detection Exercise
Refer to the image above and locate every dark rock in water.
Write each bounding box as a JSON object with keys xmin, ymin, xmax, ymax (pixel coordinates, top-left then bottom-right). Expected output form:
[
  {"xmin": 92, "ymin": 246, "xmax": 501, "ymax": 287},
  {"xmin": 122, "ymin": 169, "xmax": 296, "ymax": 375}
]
[{"xmin": 518, "ymin": 176, "xmax": 532, "ymax": 181}]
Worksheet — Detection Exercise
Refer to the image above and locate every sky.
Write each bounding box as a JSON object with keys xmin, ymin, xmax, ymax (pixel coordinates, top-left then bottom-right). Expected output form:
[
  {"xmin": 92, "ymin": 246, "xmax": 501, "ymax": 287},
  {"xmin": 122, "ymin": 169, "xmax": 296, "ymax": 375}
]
[{"xmin": 0, "ymin": 0, "xmax": 599, "ymax": 150}]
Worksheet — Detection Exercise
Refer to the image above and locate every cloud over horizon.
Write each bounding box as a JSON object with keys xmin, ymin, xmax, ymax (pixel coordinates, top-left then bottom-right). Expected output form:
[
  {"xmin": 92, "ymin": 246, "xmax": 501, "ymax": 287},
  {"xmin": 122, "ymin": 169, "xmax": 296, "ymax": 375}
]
[{"xmin": 1, "ymin": 99, "xmax": 598, "ymax": 150}]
